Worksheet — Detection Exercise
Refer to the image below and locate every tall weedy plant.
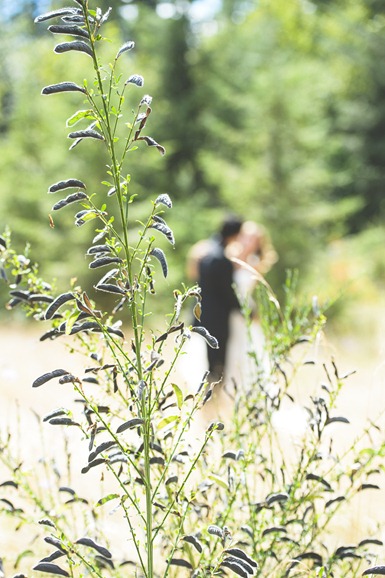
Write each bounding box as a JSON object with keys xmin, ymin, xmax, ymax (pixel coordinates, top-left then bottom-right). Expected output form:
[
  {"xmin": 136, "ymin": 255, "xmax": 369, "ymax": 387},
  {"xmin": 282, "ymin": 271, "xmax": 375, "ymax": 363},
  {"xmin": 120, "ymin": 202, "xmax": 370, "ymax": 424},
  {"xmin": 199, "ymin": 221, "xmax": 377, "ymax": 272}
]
[{"xmin": 0, "ymin": 1, "xmax": 248, "ymax": 577}]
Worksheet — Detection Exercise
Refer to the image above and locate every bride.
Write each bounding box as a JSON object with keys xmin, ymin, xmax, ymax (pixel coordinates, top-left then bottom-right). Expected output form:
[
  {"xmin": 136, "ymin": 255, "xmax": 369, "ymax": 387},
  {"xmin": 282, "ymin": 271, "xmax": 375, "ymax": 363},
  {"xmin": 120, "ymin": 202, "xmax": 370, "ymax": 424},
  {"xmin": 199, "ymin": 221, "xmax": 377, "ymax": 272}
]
[
  {"xmin": 180, "ymin": 220, "xmax": 277, "ymax": 393},
  {"xmin": 225, "ymin": 221, "xmax": 278, "ymax": 389}
]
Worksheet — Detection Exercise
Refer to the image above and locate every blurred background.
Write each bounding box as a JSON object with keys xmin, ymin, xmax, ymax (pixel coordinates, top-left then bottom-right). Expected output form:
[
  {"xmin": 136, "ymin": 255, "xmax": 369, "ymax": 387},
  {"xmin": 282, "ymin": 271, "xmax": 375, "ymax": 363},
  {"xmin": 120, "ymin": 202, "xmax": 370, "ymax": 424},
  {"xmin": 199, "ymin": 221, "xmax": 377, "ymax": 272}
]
[{"xmin": 1, "ymin": 0, "xmax": 385, "ymax": 328}]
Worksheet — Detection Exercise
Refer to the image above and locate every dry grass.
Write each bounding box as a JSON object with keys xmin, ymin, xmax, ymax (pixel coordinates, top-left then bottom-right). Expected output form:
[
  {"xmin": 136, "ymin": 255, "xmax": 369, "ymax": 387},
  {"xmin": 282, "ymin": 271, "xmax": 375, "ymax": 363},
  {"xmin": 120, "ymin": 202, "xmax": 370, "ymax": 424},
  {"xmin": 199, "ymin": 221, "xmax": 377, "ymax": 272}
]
[{"xmin": 1, "ymin": 300, "xmax": 385, "ymax": 572}]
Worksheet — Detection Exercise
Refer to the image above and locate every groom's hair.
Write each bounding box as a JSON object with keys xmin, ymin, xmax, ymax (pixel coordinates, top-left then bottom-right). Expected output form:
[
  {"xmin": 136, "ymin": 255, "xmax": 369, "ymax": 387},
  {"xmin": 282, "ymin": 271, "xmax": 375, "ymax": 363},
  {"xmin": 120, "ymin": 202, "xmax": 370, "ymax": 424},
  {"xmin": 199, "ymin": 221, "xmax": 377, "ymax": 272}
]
[{"xmin": 219, "ymin": 215, "xmax": 243, "ymax": 242}]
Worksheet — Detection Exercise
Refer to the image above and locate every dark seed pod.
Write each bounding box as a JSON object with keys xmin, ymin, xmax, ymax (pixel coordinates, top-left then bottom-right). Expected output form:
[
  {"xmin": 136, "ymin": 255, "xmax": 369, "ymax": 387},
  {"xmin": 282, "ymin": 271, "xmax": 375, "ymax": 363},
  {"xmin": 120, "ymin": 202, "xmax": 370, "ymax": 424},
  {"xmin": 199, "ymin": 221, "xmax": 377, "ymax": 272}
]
[
  {"xmin": 58, "ymin": 374, "xmax": 78, "ymax": 384},
  {"xmin": 42, "ymin": 82, "xmax": 86, "ymax": 95},
  {"xmin": 220, "ymin": 560, "xmax": 248, "ymax": 578},
  {"xmin": 225, "ymin": 549, "xmax": 258, "ymax": 568},
  {"xmin": 165, "ymin": 475, "xmax": 178, "ymax": 485},
  {"xmin": 45, "ymin": 292, "xmax": 75, "ymax": 319},
  {"xmin": 48, "ymin": 24, "xmax": 90, "ymax": 39},
  {"xmin": 43, "ymin": 408, "xmax": 69, "ymax": 422},
  {"xmin": 61, "ymin": 15, "xmax": 87, "ymax": 23},
  {"xmin": 98, "ymin": 7, "xmax": 112, "ymax": 24},
  {"xmin": 191, "ymin": 326, "xmax": 219, "ymax": 349},
  {"xmin": 363, "ymin": 566, "xmax": 385, "ymax": 576},
  {"xmin": 74, "ymin": 209, "xmax": 101, "ymax": 226},
  {"xmin": 86, "ymin": 244, "xmax": 111, "ymax": 255},
  {"xmin": 325, "ymin": 416, "xmax": 350, "ymax": 425},
  {"xmin": 59, "ymin": 486, "xmax": 76, "ymax": 496},
  {"xmin": 95, "ymin": 284, "xmax": 126, "ymax": 295},
  {"xmin": 9, "ymin": 290, "xmax": 31, "ymax": 302},
  {"xmin": 168, "ymin": 559, "xmax": 193, "ymax": 569},
  {"xmin": 39, "ymin": 552, "xmax": 65, "ymax": 564},
  {"xmin": 0, "ymin": 235, "xmax": 7, "ymax": 249},
  {"xmin": 359, "ymin": 539, "xmax": 383, "ymax": 547},
  {"xmin": 136, "ymin": 135, "xmax": 166, "ymax": 156},
  {"xmin": 95, "ymin": 268, "xmax": 119, "ymax": 285},
  {"xmin": 150, "ymin": 221, "xmax": 174, "ymax": 245},
  {"xmin": 82, "ymin": 377, "xmax": 99, "ymax": 385},
  {"xmin": 52, "ymin": 191, "xmax": 88, "ymax": 210},
  {"xmin": 182, "ymin": 535, "xmax": 203, "ymax": 553},
  {"xmin": 241, "ymin": 525, "xmax": 253, "ymax": 538},
  {"xmin": 69, "ymin": 321, "xmax": 99, "ymax": 334},
  {"xmin": 38, "ymin": 518, "xmax": 56, "ymax": 529},
  {"xmin": 44, "ymin": 536, "xmax": 67, "ymax": 553},
  {"xmin": 150, "ymin": 248, "xmax": 168, "ymax": 278},
  {"xmin": 222, "ymin": 451, "xmax": 237, "ymax": 460},
  {"xmin": 0, "ymin": 480, "xmax": 18, "ymax": 488},
  {"xmin": 40, "ymin": 329, "xmax": 62, "ymax": 341},
  {"xmin": 34, "ymin": 8, "xmax": 81, "ymax": 23},
  {"xmin": 54, "ymin": 41, "xmax": 93, "ymax": 58},
  {"xmin": 49, "ymin": 178, "xmax": 86, "ymax": 193},
  {"xmin": 262, "ymin": 526, "xmax": 287, "ymax": 536},
  {"xmin": 92, "ymin": 229, "xmax": 108, "ymax": 243},
  {"xmin": 155, "ymin": 193, "xmax": 172, "ymax": 208},
  {"xmin": 49, "ymin": 418, "xmax": 80, "ymax": 426},
  {"xmin": 68, "ymin": 129, "xmax": 104, "ymax": 140},
  {"xmin": 125, "ymin": 74, "xmax": 144, "ymax": 87},
  {"xmin": 305, "ymin": 474, "xmax": 332, "ymax": 491},
  {"xmin": 223, "ymin": 556, "xmax": 254, "ymax": 575},
  {"xmin": 81, "ymin": 458, "xmax": 107, "ymax": 474},
  {"xmin": 32, "ymin": 369, "xmax": 69, "ymax": 388},
  {"xmin": 88, "ymin": 441, "xmax": 117, "ymax": 463},
  {"xmin": 32, "ymin": 563, "xmax": 69, "ymax": 577},
  {"xmin": 266, "ymin": 492, "xmax": 289, "ymax": 506},
  {"xmin": 325, "ymin": 496, "xmax": 345, "ymax": 508},
  {"xmin": 208, "ymin": 525, "xmax": 223, "ymax": 538},
  {"xmin": 116, "ymin": 418, "xmax": 144, "ymax": 433},
  {"xmin": 75, "ymin": 537, "xmax": 112, "ymax": 559},
  {"xmin": 70, "ymin": 137, "xmax": 84, "ymax": 150},
  {"xmin": 150, "ymin": 457, "xmax": 165, "ymax": 466},
  {"xmin": 202, "ymin": 389, "xmax": 212, "ymax": 405},
  {"xmin": 29, "ymin": 294, "xmax": 54, "ymax": 304},
  {"xmin": 140, "ymin": 94, "xmax": 152, "ymax": 106},
  {"xmin": 358, "ymin": 483, "xmax": 380, "ymax": 491},
  {"xmin": 89, "ymin": 257, "xmax": 122, "ymax": 269},
  {"xmin": 116, "ymin": 41, "xmax": 135, "ymax": 59}
]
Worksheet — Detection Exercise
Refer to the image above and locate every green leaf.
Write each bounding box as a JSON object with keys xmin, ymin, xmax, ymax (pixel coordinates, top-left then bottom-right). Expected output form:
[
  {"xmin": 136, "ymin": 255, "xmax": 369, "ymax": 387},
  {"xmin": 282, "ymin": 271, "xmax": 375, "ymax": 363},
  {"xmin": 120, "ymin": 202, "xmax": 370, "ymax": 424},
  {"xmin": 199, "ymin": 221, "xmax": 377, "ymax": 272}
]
[
  {"xmin": 66, "ymin": 109, "xmax": 96, "ymax": 127},
  {"xmin": 157, "ymin": 415, "xmax": 179, "ymax": 430},
  {"xmin": 96, "ymin": 493, "xmax": 120, "ymax": 507},
  {"xmin": 172, "ymin": 383, "xmax": 183, "ymax": 410},
  {"xmin": 15, "ymin": 549, "xmax": 34, "ymax": 569},
  {"xmin": 208, "ymin": 473, "xmax": 228, "ymax": 490},
  {"xmin": 65, "ymin": 310, "xmax": 80, "ymax": 335}
]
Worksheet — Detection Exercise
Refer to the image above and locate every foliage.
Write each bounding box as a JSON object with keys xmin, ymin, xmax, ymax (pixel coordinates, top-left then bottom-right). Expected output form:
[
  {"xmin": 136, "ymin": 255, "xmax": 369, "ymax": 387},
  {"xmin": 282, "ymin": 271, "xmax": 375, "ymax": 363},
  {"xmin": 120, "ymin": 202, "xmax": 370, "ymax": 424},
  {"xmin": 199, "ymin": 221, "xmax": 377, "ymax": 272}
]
[
  {"xmin": 0, "ymin": 2, "xmax": 385, "ymax": 577},
  {"xmin": 2, "ymin": 0, "xmax": 385, "ymax": 306}
]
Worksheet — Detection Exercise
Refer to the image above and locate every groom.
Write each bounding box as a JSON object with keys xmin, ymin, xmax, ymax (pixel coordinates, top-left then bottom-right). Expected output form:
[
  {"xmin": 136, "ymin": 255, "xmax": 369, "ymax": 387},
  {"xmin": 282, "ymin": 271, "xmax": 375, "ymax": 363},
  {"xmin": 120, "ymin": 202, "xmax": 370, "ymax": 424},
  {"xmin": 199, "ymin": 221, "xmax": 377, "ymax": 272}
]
[{"xmin": 195, "ymin": 215, "xmax": 243, "ymax": 383}]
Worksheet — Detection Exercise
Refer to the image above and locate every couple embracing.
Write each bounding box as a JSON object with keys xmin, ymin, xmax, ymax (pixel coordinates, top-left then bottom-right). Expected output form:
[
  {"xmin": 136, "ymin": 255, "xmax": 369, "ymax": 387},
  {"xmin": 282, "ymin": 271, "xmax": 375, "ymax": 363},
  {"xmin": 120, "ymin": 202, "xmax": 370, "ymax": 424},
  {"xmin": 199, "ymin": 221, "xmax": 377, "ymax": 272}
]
[{"xmin": 187, "ymin": 215, "xmax": 277, "ymax": 388}]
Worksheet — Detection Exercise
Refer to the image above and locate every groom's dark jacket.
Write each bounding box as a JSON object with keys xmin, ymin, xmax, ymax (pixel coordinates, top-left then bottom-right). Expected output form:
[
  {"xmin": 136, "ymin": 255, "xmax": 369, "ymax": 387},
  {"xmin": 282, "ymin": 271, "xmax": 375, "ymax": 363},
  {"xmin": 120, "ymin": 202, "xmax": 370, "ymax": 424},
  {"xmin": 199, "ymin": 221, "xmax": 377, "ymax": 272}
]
[{"xmin": 195, "ymin": 238, "xmax": 240, "ymax": 370}]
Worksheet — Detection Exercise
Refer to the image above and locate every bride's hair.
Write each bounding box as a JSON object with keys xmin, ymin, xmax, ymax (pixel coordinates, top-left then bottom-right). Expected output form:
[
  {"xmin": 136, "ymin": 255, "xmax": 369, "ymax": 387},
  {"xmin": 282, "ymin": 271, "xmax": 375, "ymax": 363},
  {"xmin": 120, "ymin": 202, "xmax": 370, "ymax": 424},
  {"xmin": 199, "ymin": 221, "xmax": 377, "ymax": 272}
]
[{"xmin": 239, "ymin": 221, "xmax": 278, "ymax": 274}]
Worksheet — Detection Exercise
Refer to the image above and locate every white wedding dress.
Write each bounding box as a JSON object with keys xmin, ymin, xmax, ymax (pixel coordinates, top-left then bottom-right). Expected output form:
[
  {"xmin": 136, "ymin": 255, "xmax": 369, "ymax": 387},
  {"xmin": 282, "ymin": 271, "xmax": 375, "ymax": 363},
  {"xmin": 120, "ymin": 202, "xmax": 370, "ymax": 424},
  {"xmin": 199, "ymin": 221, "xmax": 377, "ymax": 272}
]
[
  {"xmin": 225, "ymin": 267, "xmax": 268, "ymax": 390},
  {"xmin": 177, "ymin": 265, "xmax": 268, "ymax": 394}
]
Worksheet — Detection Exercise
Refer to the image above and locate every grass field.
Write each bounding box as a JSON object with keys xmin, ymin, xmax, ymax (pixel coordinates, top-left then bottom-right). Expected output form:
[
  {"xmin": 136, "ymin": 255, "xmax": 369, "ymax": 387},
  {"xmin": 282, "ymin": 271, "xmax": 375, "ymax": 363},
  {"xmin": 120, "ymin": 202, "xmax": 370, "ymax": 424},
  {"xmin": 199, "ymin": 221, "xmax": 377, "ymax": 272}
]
[{"xmin": 0, "ymin": 300, "xmax": 385, "ymax": 573}]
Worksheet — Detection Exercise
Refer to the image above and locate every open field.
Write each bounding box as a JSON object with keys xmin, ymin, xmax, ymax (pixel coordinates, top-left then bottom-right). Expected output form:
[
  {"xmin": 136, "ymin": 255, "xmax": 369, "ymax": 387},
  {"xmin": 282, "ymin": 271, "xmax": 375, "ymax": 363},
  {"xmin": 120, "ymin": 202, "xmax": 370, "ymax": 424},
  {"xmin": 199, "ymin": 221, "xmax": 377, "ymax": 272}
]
[{"xmin": 1, "ymin": 301, "xmax": 385, "ymax": 573}]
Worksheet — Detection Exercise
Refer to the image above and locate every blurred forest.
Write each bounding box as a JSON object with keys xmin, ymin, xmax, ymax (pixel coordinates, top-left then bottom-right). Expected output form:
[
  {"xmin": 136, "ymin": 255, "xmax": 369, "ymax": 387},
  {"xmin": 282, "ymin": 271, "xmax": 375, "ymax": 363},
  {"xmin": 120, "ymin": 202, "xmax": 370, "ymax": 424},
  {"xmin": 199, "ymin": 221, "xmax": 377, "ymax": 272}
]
[{"xmin": 1, "ymin": 0, "xmax": 385, "ymax": 319}]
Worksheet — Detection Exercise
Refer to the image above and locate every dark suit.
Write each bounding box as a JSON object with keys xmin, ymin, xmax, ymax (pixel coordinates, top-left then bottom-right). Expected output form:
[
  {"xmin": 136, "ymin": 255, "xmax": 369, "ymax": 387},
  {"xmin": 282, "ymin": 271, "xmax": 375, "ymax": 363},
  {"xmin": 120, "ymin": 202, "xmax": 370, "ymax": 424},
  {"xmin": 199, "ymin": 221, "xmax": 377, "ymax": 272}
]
[{"xmin": 195, "ymin": 238, "xmax": 240, "ymax": 381}]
